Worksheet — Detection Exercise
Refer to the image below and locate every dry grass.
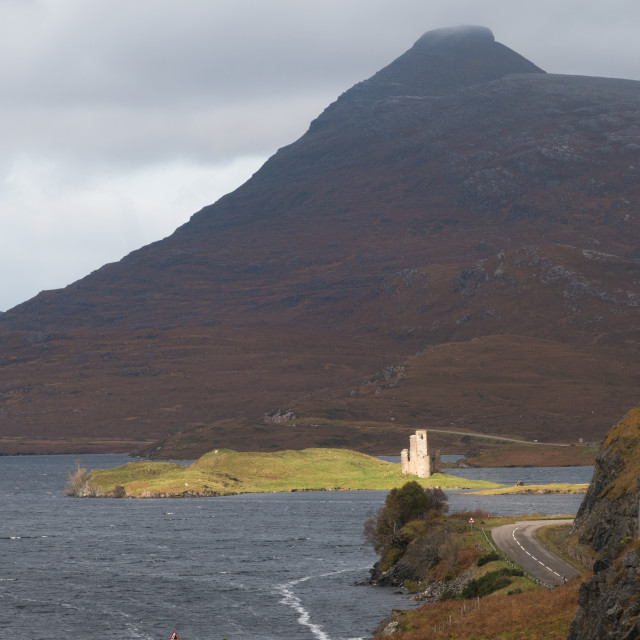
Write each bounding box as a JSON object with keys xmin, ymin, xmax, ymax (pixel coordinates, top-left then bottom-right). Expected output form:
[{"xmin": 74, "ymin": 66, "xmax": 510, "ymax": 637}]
[
  {"xmin": 377, "ymin": 582, "xmax": 580, "ymax": 639},
  {"xmin": 535, "ymin": 523, "xmax": 595, "ymax": 573},
  {"xmin": 467, "ymin": 483, "xmax": 588, "ymax": 495},
  {"xmin": 459, "ymin": 442, "xmax": 598, "ymax": 468},
  {"xmin": 599, "ymin": 405, "xmax": 640, "ymax": 498}
]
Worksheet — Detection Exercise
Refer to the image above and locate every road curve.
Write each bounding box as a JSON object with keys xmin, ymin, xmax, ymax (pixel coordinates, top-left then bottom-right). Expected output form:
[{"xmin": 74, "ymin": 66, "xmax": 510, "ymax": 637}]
[{"xmin": 491, "ymin": 519, "xmax": 580, "ymax": 586}]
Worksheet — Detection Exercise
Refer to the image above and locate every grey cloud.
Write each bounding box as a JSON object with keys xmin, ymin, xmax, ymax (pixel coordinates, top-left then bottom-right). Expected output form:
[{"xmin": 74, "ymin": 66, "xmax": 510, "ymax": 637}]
[
  {"xmin": 4, "ymin": 1, "xmax": 640, "ymax": 168},
  {"xmin": 2, "ymin": 0, "xmax": 640, "ymax": 311},
  {"xmin": 0, "ymin": 92, "xmax": 332, "ymax": 172},
  {"xmin": 1, "ymin": 2, "xmax": 393, "ymax": 108}
]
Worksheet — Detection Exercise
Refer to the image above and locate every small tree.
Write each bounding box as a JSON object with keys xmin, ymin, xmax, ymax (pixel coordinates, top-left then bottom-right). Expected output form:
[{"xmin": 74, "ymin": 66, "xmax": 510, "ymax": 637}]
[{"xmin": 364, "ymin": 481, "xmax": 448, "ymax": 556}]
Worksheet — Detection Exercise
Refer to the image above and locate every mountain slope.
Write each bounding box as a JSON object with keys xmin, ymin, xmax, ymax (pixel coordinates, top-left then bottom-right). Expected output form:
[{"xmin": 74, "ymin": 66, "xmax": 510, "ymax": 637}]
[
  {"xmin": 2, "ymin": 26, "xmax": 549, "ymax": 332},
  {"xmin": 2, "ymin": 26, "xmax": 640, "ymax": 457}
]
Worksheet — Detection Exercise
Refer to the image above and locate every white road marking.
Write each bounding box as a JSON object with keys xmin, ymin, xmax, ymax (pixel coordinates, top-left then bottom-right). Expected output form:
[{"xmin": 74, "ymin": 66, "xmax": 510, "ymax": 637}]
[{"xmin": 511, "ymin": 524, "xmax": 560, "ymax": 580}]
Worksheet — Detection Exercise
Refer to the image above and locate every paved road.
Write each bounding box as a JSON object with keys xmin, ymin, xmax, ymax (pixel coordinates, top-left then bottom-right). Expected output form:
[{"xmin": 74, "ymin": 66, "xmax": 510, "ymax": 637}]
[
  {"xmin": 491, "ymin": 519, "xmax": 581, "ymax": 586},
  {"xmin": 429, "ymin": 428, "xmax": 571, "ymax": 446}
]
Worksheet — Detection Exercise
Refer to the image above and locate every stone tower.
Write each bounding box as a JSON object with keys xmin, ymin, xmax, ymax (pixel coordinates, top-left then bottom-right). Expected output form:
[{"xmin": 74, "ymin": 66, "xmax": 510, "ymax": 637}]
[{"xmin": 401, "ymin": 429, "xmax": 441, "ymax": 478}]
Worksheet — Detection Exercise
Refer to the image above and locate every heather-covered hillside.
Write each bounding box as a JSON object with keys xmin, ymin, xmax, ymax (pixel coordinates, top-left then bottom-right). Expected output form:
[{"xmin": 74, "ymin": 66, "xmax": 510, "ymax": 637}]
[{"xmin": 2, "ymin": 26, "xmax": 640, "ymax": 457}]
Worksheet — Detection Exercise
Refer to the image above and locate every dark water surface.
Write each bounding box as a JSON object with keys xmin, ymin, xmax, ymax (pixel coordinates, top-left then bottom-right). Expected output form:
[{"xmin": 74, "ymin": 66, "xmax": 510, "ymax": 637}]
[{"xmin": 0, "ymin": 455, "xmax": 591, "ymax": 640}]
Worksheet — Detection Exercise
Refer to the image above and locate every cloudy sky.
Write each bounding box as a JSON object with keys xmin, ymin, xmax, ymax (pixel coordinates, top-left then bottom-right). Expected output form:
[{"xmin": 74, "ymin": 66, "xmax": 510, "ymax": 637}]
[{"xmin": 1, "ymin": 0, "xmax": 639, "ymax": 312}]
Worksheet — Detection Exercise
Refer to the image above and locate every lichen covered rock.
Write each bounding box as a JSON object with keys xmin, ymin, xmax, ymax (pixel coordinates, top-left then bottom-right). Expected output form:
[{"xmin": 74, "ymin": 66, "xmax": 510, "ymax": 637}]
[{"xmin": 568, "ymin": 406, "xmax": 640, "ymax": 639}]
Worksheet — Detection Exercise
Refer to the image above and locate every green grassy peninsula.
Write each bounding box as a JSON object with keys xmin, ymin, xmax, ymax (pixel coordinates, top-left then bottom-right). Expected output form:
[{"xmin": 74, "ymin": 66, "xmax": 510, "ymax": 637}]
[{"xmin": 68, "ymin": 448, "xmax": 500, "ymax": 498}]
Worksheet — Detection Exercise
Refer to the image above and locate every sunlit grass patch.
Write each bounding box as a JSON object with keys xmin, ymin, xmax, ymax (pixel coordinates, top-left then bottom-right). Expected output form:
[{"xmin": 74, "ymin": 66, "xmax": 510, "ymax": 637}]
[
  {"xmin": 466, "ymin": 483, "xmax": 588, "ymax": 495},
  {"xmin": 78, "ymin": 448, "xmax": 501, "ymax": 497}
]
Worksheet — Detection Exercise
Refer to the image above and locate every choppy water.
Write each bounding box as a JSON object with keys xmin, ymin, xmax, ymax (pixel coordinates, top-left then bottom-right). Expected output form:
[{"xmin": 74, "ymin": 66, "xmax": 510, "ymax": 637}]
[{"xmin": 0, "ymin": 455, "xmax": 591, "ymax": 640}]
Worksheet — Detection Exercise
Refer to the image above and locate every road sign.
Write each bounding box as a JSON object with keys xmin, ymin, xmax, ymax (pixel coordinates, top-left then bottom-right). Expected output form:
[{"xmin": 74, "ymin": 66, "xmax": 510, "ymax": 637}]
[
  {"xmin": 468, "ymin": 517, "xmax": 475, "ymax": 524},
  {"xmin": 169, "ymin": 633, "xmax": 180, "ymax": 640}
]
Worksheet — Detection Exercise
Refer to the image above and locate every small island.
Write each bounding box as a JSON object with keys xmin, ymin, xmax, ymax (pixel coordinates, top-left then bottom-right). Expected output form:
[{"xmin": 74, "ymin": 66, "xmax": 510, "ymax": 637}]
[{"xmin": 66, "ymin": 447, "xmax": 501, "ymax": 498}]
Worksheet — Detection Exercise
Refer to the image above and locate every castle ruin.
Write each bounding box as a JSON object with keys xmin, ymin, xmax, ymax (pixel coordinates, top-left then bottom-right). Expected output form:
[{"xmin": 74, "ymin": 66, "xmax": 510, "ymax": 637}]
[{"xmin": 401, "ymin": 430, "xmax": 441, "ymax": 478}]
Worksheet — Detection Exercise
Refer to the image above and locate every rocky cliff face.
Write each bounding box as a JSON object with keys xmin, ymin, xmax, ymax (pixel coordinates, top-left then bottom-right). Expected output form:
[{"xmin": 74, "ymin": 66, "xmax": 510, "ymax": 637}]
[{"xmin": 568, "ymin": 407, "xmax": 640, "ymax": 639}]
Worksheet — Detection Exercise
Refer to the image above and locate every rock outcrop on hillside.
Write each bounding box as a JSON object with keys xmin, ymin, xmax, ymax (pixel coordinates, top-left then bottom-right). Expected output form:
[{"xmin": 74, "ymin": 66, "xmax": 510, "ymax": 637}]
[{"xmin": 568, "ymin": 407, "xmax": 640, "ymax": 639}]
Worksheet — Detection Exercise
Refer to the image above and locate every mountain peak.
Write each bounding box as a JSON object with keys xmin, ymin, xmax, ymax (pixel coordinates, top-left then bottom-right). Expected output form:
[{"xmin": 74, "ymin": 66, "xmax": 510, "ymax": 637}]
[
  {"xmin": 343, "ymin": 25, "xmax": 545, "ymax": 101},
  {"xmin": 415, "ymin": 25, "xmax": 495, "ymax": 47}
]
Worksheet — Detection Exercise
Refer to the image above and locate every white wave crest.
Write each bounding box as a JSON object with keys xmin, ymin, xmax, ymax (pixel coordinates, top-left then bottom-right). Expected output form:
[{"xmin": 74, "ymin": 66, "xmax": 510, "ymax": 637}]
[{"xmin": 276, "ymin": 567, "xmax": 368, "ymax": 640}]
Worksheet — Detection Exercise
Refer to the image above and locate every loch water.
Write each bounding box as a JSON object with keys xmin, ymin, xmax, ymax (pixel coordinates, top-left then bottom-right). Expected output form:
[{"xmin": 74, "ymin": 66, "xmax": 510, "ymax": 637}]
[{"xmin": 0, "ymin": 455, "xmax": 592, "ymax": 640}]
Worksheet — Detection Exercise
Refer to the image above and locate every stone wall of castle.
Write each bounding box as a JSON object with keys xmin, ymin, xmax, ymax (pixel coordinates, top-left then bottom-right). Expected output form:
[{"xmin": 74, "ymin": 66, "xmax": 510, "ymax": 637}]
[{"xmin": 401, "ymin": 429, "xmax": 440, "ymax": 478}]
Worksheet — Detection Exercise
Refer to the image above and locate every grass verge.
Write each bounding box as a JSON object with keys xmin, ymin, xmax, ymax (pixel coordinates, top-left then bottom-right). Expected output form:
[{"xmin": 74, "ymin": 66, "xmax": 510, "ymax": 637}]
[
  {"xmin": 535, "ymin": 523, "xmax": 595, "ymax": 573},
  {"xmin": 378, "ymin": 581, "xmax": 580, "ymax": 639}
]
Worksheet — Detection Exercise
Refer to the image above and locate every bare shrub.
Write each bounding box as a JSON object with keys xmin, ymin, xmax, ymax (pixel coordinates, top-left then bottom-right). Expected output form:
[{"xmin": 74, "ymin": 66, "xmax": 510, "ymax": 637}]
[
  {"xmin": 439, "ymin": 534, "xmax": 461, "ymax": 575},
  {"xmin": 64, "ymin": 459, "xmax": 90, "ymax": 496},
  {"xmin": 111, "ymin": 485, "xmax": 126, "ymax": 498}
]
